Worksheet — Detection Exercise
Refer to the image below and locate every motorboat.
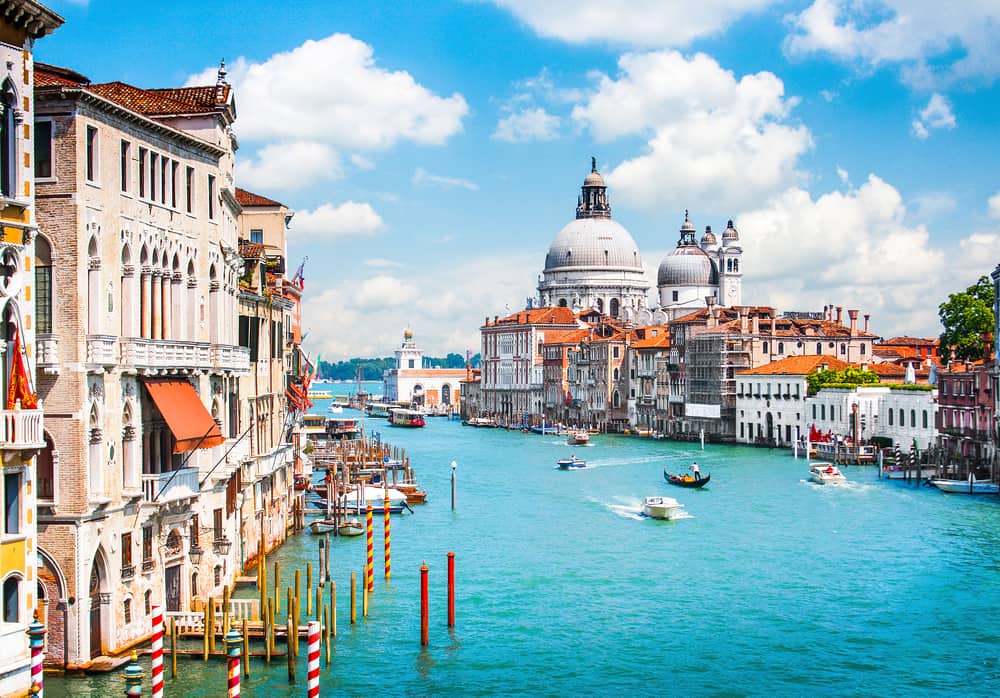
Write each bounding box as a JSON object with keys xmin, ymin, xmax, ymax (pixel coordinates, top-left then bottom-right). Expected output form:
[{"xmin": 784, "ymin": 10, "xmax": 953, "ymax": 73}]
[
  {"xmin": 557, "ymin": 455, "xmax": 587, "ymax": 469},
  {"xmin": 567, "ymin": 431, "xmax": 590, "ymax": 446},
  {"xmin": 809, "ymin": 463, "xmax": 847, "ymax": 485},
  {"xmin": 642, "ymin": 496, "xmax": 683, "ymax": 520},
  {"xmin": 465, "ymin": 417, "xmax": 496, "ymax": 428},
  {"xmin": 664, "ymin": 469, "xmax": 711, "ymax": 488},
  {"xmin": 328, "ymin": 404, "xmax": 344, "ymax": 413},
  {"xmin": 929, "ymin": 477, "xmax": 1000, "ymax": 494}
]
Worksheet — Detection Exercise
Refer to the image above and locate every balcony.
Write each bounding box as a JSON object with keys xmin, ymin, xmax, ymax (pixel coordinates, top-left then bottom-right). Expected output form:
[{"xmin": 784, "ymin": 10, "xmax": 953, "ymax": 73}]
[
  {"xmin": 142, "ymin": 467, "xmax": 200, "ymax": 504},
  {"xmin": 0, "ymin": 407, "xmax": 44, "ymax": 450},
  {"xmin": 637, "ymin": 368, "xmax": 656, "ymax": 378},
  {"xmin": 86, "ymin": 335, "xmax": 118, "ymax": 369},
  {"xmin": 121, "ymin": 565, "xmax": 135, "ymax": 581},
  {"xmin": 36, "ymin": 334, "xmax": 58, "ymax": 374},
  {"xmin": 212, "ymin": 344, "xmax": 251, "ymax": 373},
  {"xmin": 121, "ymin": 338, "xmax": 212, "ymax": 374},
  {"xmin": 639, "ymin": 396, "xmax": 655, "ymax": 406}
]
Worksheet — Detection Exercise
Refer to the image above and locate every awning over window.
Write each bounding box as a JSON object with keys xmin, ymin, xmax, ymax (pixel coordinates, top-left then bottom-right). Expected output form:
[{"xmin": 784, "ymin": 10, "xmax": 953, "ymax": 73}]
[{"xmin": 141, "ymin": 379, "xmax": 225, "ymax": 453}]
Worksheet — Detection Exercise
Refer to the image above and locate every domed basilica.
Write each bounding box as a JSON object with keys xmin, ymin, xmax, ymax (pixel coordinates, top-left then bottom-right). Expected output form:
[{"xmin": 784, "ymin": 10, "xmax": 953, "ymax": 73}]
[{"xmin": 537, "ymin": 160, "xmax": 742, "ymax": 322}]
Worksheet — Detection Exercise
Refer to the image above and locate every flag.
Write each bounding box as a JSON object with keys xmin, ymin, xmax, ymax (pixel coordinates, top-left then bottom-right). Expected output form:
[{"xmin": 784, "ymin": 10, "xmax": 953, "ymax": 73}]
[
  {"xmin": 6, "ymin": 328, "xmax": 37, "ymax": 410},
  {"xmin": 291, "ymin": 257, "xmax": 307, "ymax": 291}
]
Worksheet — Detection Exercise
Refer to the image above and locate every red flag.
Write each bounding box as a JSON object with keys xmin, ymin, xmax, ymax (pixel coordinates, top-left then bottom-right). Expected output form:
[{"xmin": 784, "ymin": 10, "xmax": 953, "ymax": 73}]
[{"xmin": 6, "ymin": 329, "xmax": 37, "ymax": 410}]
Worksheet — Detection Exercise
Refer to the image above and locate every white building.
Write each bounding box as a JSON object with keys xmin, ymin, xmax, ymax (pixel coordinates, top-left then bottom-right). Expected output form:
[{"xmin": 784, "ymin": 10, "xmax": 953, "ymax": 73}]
[
  {"xmin": 383, "ymin": 329, "xmax": 466, "ymax": 409},
  {"xmin": 537, "ymin": 159, "xmax": 650, "ymax": 321},
  {"xmin": 877, "ymin": 387, "xmax": 938, "ymax": 449}
]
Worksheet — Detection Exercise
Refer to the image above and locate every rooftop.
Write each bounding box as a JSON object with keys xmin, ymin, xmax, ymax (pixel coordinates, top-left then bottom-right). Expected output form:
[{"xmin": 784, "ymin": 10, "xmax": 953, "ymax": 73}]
[{"xmin": 236, "ymin": 187, "xmax": 285, "ymax": 208}]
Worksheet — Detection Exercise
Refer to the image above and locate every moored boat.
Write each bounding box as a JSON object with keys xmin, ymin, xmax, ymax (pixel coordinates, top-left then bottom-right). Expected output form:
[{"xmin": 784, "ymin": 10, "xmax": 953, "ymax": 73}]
[
  {"xmin": 808, "ymin": 462, "xmax": 847, "ymax": 485},
  {"xmin": 338, "ymin": 519, "xmax": 364, "ymax": 536},
  {"xmin": 642, "ymin": 496, "xmax": 683, "ymax": 520},
  {"xmin": 309, "ymin": 519, "xmax": 337, "ymax": 534},
  {"xmin": 929, "ymin": 477, "xmax": 1000, "ymax": 494},
  {"xmin": 568, "ymin": 431, "xmax": 590, "ymax": 445},
  {"xmin": 389, "ymin": 408, "xmax": 426, "ymax": 427},
  {"xmin": 664, "ymin": 469, "xmax": 711, "ymax": 488},
  {"xmin": 326, "ymin": 417, "xmax": 361, "ymax": 440},
  {"xmin": 557, "ymin": 455, "xmax": 587, "ymax": 469},
  {"xmin": 465, "ymin": 417, "xmax": 496, "ymax": 428}
]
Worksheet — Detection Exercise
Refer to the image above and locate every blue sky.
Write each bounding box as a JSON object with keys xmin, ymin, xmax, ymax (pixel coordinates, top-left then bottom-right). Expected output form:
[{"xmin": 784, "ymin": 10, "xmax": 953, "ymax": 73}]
[{"xmin": 42, "ymin": 0, "xmax": 1000, "ymax": 358}]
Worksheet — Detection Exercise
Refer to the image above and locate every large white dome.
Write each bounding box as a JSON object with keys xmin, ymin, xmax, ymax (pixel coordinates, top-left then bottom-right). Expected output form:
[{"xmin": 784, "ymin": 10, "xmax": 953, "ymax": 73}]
[{"xmin": 544, "ymin": 218, "xmax": 644, "ymax": 272}]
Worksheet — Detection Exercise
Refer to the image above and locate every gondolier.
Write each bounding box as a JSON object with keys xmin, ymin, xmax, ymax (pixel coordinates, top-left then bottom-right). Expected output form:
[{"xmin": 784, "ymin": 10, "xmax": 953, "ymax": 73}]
[{"xmin": 690, "ymin": 462, "xmax": 701, "ymax": 478}]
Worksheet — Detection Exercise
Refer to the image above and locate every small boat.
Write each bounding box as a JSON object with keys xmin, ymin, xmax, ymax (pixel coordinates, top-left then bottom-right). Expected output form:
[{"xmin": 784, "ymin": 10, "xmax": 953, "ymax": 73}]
[
  {"xmin": 567, "ymin": 431, "xmax": 590, "ymax": 446},
  {"xmin": 642, "ymin": 496, "xmax": 683, "ymax": 520},
  {"xmin": 929, "ymin": 477, "xmax": 1000, "ymax": 494},
  {"xmin": 293, "ymin": 474, "xmax": 310, "ymax": 491},
  {"xmin": 529, "ymin": 423, "xmax": 558, "ymax": 435},
  {"xmin": 328, "ymin": 404, "xmax": 344, "ymax": 414},
  {"xmin": 465, "ymin": 417, "xmax": 496, "ymax": 428},
  {"xmin": 338, "ymin": 519, "xmax": 364, "ymax": 536},
  {"xmin": 389, "ymin": 408, "xmax": 426, "ymax": 428},
  {"xmin": 557, "ymin": 456, "xmax": 587, "ymax": 469},
  {"xmin": 393, "ymin": 482, "xmax": 428, "ymax": 504},
  {"xmin": 809, "ymin": 462, "xmax": 847, "ymax": 485},
  {"xmin": 664, "ymin": 469, "xmax": 711, "ymax": 488},
  {"xmin": 309, "ymin": 519, "xmax": 337, "ymax": 534}
]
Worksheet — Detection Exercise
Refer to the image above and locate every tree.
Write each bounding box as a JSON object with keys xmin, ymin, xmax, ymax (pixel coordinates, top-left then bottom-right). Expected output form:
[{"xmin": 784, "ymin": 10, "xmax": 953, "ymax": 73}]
[
  {"xmin": 807, "ymin": 366, "xmax": 879, "ymax": 393},
  {"xmin": 938, "ymin": 275, "xmax": 994, "ymax": 363}
]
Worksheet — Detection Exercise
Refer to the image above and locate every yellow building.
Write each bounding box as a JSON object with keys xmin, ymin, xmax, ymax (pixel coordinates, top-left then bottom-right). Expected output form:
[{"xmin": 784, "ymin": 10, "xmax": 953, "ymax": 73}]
[{"xmin": 0, "ymin": 2, "xmax": 62, "ymax": 695}]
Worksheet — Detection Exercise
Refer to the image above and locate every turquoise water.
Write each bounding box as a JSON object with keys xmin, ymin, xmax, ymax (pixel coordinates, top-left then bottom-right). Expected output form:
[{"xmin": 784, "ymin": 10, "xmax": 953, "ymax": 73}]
[{"xmin": 49, "ymin": 411, "xmax": 1000, "ymax": 696}]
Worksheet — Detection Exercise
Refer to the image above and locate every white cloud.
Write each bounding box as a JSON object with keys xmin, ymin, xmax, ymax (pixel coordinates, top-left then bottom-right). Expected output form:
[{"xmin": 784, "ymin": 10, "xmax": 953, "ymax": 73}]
[
  {"xmin": 350, "ymin": 154, "xmax": 376, "ymax": 171},
  {"xmin": 290, "ymin": 202, "xmax": 385, "ymax": 241},
  {"xmin": 412, "ymin": 168, "xmax": 478, "ymax": 191},
  {"xmin": 188, "ymin": 35, "xmax": 468, "ymax": 148},
  {"xmin": 364, "ymin": 258, "xmax": 402, "ymax": 268},
  {"xmin": 911, "ymin": 93, "xmax": 956, "ymax": 140},
  {"xmin": 571, "ymin": 50, "xmax": 811, "ymax": 211},
  {"xmin": 490, "ymin": 0, "xmax": 772, "ymax": 47},
  {"xmin": 236, "ymin": 141, "xmax": 341, "ymax": 191},
  {"xmin": 738, "ymin": 175, "xmax": 995, "ymax": 337},
  {"xmin": 819, "ymin": 89, "xmax": 837, "ymax": 102},
  {"xmin": 493, "ymin": 107, "xmax": 561, "ymax": 142},
  {"xmin": 300, "ymin": 253, "xmax": 538, "ymax": 358},
  {"xmin": 836, "ymin": 166, "xmax": 850, "ymax": 186},
  {"xmin": 908, "ymin": 191, "xmax": 957, "ymax": 220},
  {"xmin": 785, "ymin": 0, "xmax": 1000, "ymax": 88}
]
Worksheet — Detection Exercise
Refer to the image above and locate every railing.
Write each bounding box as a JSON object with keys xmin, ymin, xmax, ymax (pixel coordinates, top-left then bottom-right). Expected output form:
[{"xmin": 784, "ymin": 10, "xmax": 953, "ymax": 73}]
[
  {"xmin": 637, "ymin": 368, "xmax": 656, "ymax": 378},
  {"xmin": 86, "ymin": 335, "xmax": 118, "ymax": 367},
  {"xmin": 36, "ymin": 333, "xmax": 58, "ymax": 370},
  {"xmin": 0, "ymin": 408, "xmax": 44, "ymax": 450},
  {"xmin": 121, "ymin": 338, "xmax": 212, "ymax": 372},
  {"xmin": 142, "ymin": 559, "xmax": 155, "ymax": 572},
  {"xmin": 639, "ymin": 396, "xmax": 655, "ymax": 406},
  {"xmin": 212, "ymin": 344, "xmax": 251, "ymax": 373},
  {"xmin": 142, "ymin": 467, "xmax": 200, "ymax": 504},
  {"xmin": 167, "ymin": 598, "xmax": 261, "ymax": 631},
  {"xmin": 121, "ymin": 565, "xmax": 135, "ymax": 581}
]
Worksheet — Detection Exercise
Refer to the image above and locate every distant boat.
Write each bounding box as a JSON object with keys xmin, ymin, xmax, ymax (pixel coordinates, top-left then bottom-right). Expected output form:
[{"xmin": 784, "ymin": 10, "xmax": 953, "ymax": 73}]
[
  {"xmin": 464, "ymin": 417, "xmax": 496, "ymax": 428},
  {"xmin": 328, "ymin": 404, "xmax": 344, "ymax": 413},
  {"xmin": 389, "ymin": 408, "xmax": 426, "ymax": 428},
  {"xmin": 308, "ymin": 389, "xmax": 333, "ymax": 400},
  {"xmin": 568, "ymin": 431, "xmax": 590, "ymax": 445},
  {"xmin": 929, "ymin": 476, "xmax": 1000, "ymax": 494},
  {"xmin": 642, "ymin": 496, "xmax": 683, "ymax": 520},
  {"xmin": 557, "ymin": 455, "xmax": 587, "ymax": 469}
]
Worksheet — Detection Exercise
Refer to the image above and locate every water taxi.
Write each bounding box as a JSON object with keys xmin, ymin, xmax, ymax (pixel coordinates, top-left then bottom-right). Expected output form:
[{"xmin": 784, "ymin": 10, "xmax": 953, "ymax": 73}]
[
  {"xmin": 808, "ymin": 463, "xmax": 847, "ymax": 485},
  {"xmin": 326, "ymin": 417, "xmax": 361, "ymax": 440},
  {"xmin": 568, "ymin": 431, "xmax": 590, "ymax": 445},
  {"xmin": 642, "ymin": 496, "xmax": 683, "ymax": 520},
  {"xmin": 302, "ymin": 414, "xmax": 328, "ymax": 442},
  {"xmin": 389, "ymin": 408, "xmax": 426, "ymax": 428}
]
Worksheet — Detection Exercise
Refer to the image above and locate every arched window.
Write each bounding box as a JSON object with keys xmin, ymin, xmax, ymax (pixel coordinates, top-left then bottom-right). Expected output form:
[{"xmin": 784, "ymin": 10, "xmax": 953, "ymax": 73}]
[
  {"xmin": 922, "ymin": 410, "xmax": 928, "ymax": 428},
  {"xmin": 840, "ymin": 343, "xmax": 846, "ymax": 355},
  {"xmin": 733, "ymin": 259, "xmax": 739, "ymax": 272},
  {"xmin": 0, "ymin": 79, "xmax": 18, "ymax": 198},
  {"xmin": 3, "ymin": 576, "xmax": 19, "ymax": 623},
  {"xmin": 821, "ymin": 404, "xmax": 826, "ymax": 420},
  {"xmin": 613, "ymin": 368, "xmax": 619, "ymax": 381},
  {"xmin": 910, "ymin": 409, "xmax": 916, "ymax": 427},
  {"xmin": 35, "ymin": 236, "xmax": 53, "ymax": 334},
  {"xmin": 898, "ymin": 408, "xmax": 904, "ymax": 426},
  {"xmin": 144, "ymin": 589, "xmax": 152, "ymax": 615},
  {"xmin": 191, "ymin": 572, "xmax": 199, "ymax": 599},
  {"xmin": 610, "ymin": 298, "xmax": 619, "ymax": 317},
  {"xmin": 558, "ymin": 298, "xmax": 567, "ymax": 308},
  {"xmin": 888, "ymin": 409, "xmax": 893, "ymax": 426},
  {"xmin": 612, "ymin": 391, "xmax": 620, "ymax": 408},
  {"xmin": 762, "ymin": 342, "xmax": 769, "ymax": 354},
  {"xmin": 596, "ymin": 298, "xmax": 604, "ymax": 313},
  {"xmin": 777, "ymin": 342, "xmax": 784, "ymax": 354},
  {"xmin": 727, "ymin": 259, "xmax": 733, "ymax": 272},
  {"xmin": 123, "ymin": 598, "xmax": 132, "ymax": 625},
  {"xmin": 87, "ymin": 237, "xmax": 100, "ymax": 334},
  {"xmin": 213, "ymin": 565, "xmax": 222, "ymax": 588},
  {"xmin": 816, "ymin": 343, "xmax": 822, "ymax": 354}
]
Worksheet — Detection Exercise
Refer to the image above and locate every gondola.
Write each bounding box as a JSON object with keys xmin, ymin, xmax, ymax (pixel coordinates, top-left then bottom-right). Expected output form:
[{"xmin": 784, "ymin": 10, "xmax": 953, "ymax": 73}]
[{"xmin": 663, "ymin": 468, "xmax": 711, "ymax": 488}]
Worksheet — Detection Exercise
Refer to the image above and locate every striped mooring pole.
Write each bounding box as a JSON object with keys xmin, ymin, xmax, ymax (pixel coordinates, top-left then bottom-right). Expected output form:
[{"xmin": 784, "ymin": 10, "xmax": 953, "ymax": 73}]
[
  {"xmin": 225, "ymin": 627, "xmax": 242, "ymax": 697},
  {"xmin": 150, "ymin": 605, "xmax": 164, "ymax": 698},
  {"xmin": 27, "ymin": 613, "xmax": 44, "ymax": 696},
  {"xmin": 366, "ymin": 503, "xmax": 374, "ymax": 592},
  {"xmin": 306, "ymin": 621, "xmax": 321, "ymax": 697},
  {"xmin": 122, "ymin": 651, "xmax": 145, "ymax": 697},
  {"xmin": 384, "ymin": 494, "xmax": 391, "ymax": 581}
]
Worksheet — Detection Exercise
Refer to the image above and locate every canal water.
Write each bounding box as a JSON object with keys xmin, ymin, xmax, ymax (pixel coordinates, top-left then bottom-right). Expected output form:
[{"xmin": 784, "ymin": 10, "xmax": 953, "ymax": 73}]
[{"xmin": 50, "ymin": 408, "xmax": 1000, "ymax": 696}]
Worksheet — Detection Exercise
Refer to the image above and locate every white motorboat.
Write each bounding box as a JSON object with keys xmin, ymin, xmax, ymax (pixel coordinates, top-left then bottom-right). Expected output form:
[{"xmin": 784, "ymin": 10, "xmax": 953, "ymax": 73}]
[
  {"xmin": 642, "ymin": 496, "xmax": 683, "ymax": 520},
  {"xmin": 930, "ymin": 477, "xmax": 1000, "ymax": 494},
  {"xmin": 557, "ymin": 455, "xmax": 587, "ymax": 469},
  {"xmin": 809, "ymin": 463, "xmax": 847, "ymax": 485},
  {"xmin": 328, "ymin": 404, "xmax": 344, "ymax": 413}
]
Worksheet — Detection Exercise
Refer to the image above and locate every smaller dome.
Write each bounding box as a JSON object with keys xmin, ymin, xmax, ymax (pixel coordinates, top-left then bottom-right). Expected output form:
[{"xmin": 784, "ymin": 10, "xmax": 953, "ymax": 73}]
[
  {"xmin": 583, "ymin": 170, "xmax": 605, "ymax": 187},
  {"xmin": 722, "ymin": 219, "xmax": 739, "ymax": 243},
  {"xmin": 403, "ymin": 328, "xmax": 413, "ymax": 341},
  {"xmin": 701, "ymin": 225, "xmax": 717, "ymax": 247},
  {"xmin": 680, "ymin": 210, "xmax": 696, "ymax": 234},
  {"xmin": 657, "ymin": 246, "xmax": 719, "ymax": 287}
]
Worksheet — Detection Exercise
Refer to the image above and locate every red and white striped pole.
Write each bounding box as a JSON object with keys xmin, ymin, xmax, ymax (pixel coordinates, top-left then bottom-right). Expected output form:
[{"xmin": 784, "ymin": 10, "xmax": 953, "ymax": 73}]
[
  {"xmin": 225, "ymin": 628, "xmax": 242, "ymax": 697},
  {"xmin": 306, "ymin": 621, "xmax": 321, "ymax": 697},
  {"xmin": 150, "ymin": 605, "xmax": 164, "ymax": 698},
  {"xmin": 26, "ymin": 613, "xmax": 44, "ymax": 696},
  {"xmin": 365, "ymin": 503, "xmax": 374, "ymax": 592}
]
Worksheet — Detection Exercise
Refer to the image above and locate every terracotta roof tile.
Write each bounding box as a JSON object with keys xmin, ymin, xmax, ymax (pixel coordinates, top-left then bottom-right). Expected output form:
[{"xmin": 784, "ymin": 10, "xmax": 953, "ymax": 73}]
[
  {"xmin": 238, "ymin": 240, "xmax": 265, "ymax": 259},
  {"xmin": 881, "ymin": 336, "xmax": 938, "ymax": 347},
  {"xmin": 739, "ymin": 355, "xmax": 851, "ymax": 376},
  {"xmin": 487, "ymin": 306, "xmax": 580, "ymax": 327},
  {"xmin": 235, "ymin": 188, "xmax": 285, "ymax": 207},
  {"xmin": 35, "ymin": 62, "xmax": 88, "ymax": 87}
]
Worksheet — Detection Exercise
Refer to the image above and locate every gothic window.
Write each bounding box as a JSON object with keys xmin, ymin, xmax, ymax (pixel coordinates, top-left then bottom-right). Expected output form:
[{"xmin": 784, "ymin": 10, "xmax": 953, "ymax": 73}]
[
  {"xmin": 0, "ymin": 79, "xmax": 17, "ymax": 198},
  {"xmin": 2, "ymin": 576, "xmax": 19, "ymax": 623},
  {"xmin": 610, "ymin": 298, "xmax": 619, "ymax": 317}
]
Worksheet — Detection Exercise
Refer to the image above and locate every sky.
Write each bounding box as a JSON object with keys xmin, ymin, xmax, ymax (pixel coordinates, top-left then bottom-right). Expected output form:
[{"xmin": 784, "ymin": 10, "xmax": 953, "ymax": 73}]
[{"xmin": 41, "ymin": 0, "xmax": 1000, "ymax": 359}]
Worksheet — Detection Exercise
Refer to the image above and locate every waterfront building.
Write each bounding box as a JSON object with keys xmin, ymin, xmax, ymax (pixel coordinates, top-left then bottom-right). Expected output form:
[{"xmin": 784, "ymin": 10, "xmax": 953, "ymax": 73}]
[
  {"xmin": 540, "ymin": 327, "xmax": 590, "ymax": 424},
  {"xmin": 235, "ymin": 187, "xmax": 301, "ymax": 574},
  {"xmin": 626, "ymin": 327, "xmax": 669, "ymax": 434},
  {"xmin": 33, "ymin": 62, "xmax": 247, "ymax": 667},
  {"xmin": 936, "ymin": 361, "xmax": 994, "ymax": 468},
  {"xmin": 0, "ymin": 3, "xmax": 62, "ymax": 694},
  {"xmin": 656, "ymin": 214, "xmax": 742, "ymax": 319},
  {"xmin": 458, "ymin": 368, "xmax": 481, "ymax": 421},
  {"xmin": 806, "ymin": 384, "xmax": 937, "ymax": 451},
  {"xmin": 382, "ymin": 329, "xmax": 466, "ymax": 411},
  {"xmin": 536, "ymin": 160, "xmax": 650, "ymax": 322},
  {"xmin": 874, "ymin": 336, "xmax": 939, "ymax": 363},
  {"xmin": 479, "ymin": 308, "xmax": 579, "ymax": 423}
]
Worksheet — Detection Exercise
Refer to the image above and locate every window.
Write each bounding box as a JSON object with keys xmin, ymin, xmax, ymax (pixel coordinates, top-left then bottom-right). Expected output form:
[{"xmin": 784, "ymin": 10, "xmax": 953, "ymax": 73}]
[
  {"xmin": 3, "ymin": 472, "xmax": 19, "ymax": 535},
  {"xmin": 889, "ymin": 409, "xmax": 893, "ymax": 426},
  {"xmin": 613, "ymin": 346, "xmax": 620, "ymax": 359},
  {"xmin": 812, "ymin": 404, "xmax": 816, "ymax": 419},
  {"xmin": 250, "ymin": 229, "xmax": 263, "ymax": 244},
  {"xmin": 35, "ymin": 254, "xmax": 52, "ymax": 335},
  {"xmin": 207, "ymin": 174, "xmax": 216, "ymax": 219},
  {"xmin": 816, "ymin": 343, "xmax": 822, "ymax": 354},
  {"xmin": 142, "ymin": 526, "xmax": 153, "ymax": 564},
  {"xmin": 408, "ymin": 359, "xmax": 415, "ymax": 369},
  {"xmin": 762, "ymin": 342, "xmax": 769, "ymax": 354},
  {"xmin": 2, "ymin": 576, "xmax": 18, "ymax": 623},
  {"xmin": 120, "ymin": 140, "xmax": 131, "ymax": 192},
  {"xmin": 149, "ymin": 153, "xmax": 157, "ymax": 201},
  {"xmin": 121, "ymin": 532, "xmax": 133, "ymax": 575},
  {"xmin": 123, "ymin": 598, "xmax": 132, "ymax": 625},
  {"xmin": 840, "ymin": 343, "xmax": 846, "ymax": 355},
  {"xmin": 910, "ymin": 410, "xmax": 916, "ymax": 427},
  {"xmin": 86, "ymin": 125, "xmax": 98, "ymax": 182},
  {"xmin": 860, "ymin": 343, "xmax": 866, "ymax": 355},
  {"xmin": 160, "ymin": 157, "xmax": 168, "ymax": 204},
  {"xmin": 777, "ymin": 342, "xmax": 783, "ymax": 354},
  {"xmin": 671, "ymin": 290, "xmax": 678, "ymax": 302},
  {"xmin": 171, "ymin": 162, "xmax": 179, "ymax": 208},
  {"xmin": 0, "ymin": 79, "xmax": 17, "ymax": 197},
  {"xmin": 185, "ymin": 166, "xmax": 194, "ymax": 213},
  {"xmin": 144, "ymin": 590, "xmax": 152, "ymax": 615},
  {"xmin": 922, "ymin": 410, "xmax": 928, "ymax": 429},
  {"xmin": 214, "ymin": 565, "xmax": 222, "ymax": 588},
  {"xmin": 821, "ymin": 404, "xmax": 826, "ymax": 420},
  {"xmin": 34, "ymin": 120, "xmax": 53, "ymax": 179},
  {"xmin": 898, "ymin": 409, "xmax": 904, "ymax": 426},
  {"xmin": 138, "ymin": 148, "xmax": 147, "ymax": 197},
  {"xmin": 740, "ymin": 423, "xmax": 744, "ymax": 438},
  {"xmin": 213, "ymin": 508, "xmax": 223, "ymax": 540}
]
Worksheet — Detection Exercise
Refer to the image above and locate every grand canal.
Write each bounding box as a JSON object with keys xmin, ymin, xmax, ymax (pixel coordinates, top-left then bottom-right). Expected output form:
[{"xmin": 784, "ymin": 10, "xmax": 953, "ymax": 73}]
[{"xmin": 50, "ymin": 405, "xmax": 1000, "ymax": 696}]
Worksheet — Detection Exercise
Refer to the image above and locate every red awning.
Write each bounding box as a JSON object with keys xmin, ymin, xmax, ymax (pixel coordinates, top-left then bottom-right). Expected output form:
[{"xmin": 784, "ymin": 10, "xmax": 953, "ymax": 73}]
[{"xmin": 142, "ymin": 379, "xmax": 225, "ymax": 453}]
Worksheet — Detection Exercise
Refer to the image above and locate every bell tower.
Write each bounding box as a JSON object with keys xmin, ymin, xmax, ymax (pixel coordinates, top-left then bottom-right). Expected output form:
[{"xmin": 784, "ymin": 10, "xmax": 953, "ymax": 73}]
[
  {"xmin": 395, "ymin": 328, "xmax": 423, "ymax": 370},
  {"xmin": 719, "ymin": 219, "xmax": 743, "ymax": 307}
]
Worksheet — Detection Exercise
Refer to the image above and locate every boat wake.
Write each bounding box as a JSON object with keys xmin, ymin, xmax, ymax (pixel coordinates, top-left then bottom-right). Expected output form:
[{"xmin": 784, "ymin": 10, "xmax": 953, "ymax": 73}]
[{"xmin": 590, "ymin": 496, "xmax": 644, "ymax": 520}]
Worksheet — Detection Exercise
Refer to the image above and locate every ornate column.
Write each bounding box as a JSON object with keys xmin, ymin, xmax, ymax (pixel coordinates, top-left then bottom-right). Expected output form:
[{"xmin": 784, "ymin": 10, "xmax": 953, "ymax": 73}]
[
  {"xmin": 172, "ymin": 272, "xmax": 183, "ymax": 340},
  {"xmin": 151, "ymin": 271, "xmax": 162, "ymax": 340},
  {"xmin": 121, "ymin": 264, "xmax": 136, "ymax": 337},
  {"xmin": 161, "ymin": 272, "xmax": 171, "ymax": 340},
  {"xmin": 141, "ymin": 266, "xmax": 152, "ymax": 339}
]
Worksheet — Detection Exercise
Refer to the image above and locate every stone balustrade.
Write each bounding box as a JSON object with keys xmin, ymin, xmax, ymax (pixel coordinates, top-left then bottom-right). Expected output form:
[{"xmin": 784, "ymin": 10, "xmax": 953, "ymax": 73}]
[
  {"xmin": 86, "ymin": 335, "xmax": 118, "ymax": 367},
  {"xmin": 141, "ymin": 467, "xmax": 200, "ymax": 504},
  {"xmin": 0, "ymin": 407, "xmax": 45, "ymax": 450}
]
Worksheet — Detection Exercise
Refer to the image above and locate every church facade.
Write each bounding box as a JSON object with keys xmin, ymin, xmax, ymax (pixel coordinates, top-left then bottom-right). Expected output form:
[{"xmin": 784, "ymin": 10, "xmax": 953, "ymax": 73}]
[{"xmin": 382, "ymin": 329, "xmax": 465, "ymax": 410}]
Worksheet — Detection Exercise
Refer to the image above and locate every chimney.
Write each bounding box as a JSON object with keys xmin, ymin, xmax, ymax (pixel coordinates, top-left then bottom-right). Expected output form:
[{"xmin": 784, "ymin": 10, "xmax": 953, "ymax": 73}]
[
  {"xmin": 494, "ymin": 315, "xmax": 499, "ymax": 324},
  {"xmin": 848, "ymin": 309, "xmax": 858, "ymax": 336},
  {"xmin": 740, "ymin": 308, "xmax": 748, "ymax": 334},
  {"xmin": 707, "ymin": 310, "xmax": 717, "ymax": 329},
  {"xmin": 864, "ymin": 313, "xmax": 870, "ymax": 333},
  {"xmin": 705, "ymin": 295, "xmax": 716, "ymax": 307},
  {"xmin": 836, "ymin": 306, "xmax": 843, "ymax": 325},
  {"xmin": 752, "ymin": 315, "xmax": 760, "ymax": 335}
]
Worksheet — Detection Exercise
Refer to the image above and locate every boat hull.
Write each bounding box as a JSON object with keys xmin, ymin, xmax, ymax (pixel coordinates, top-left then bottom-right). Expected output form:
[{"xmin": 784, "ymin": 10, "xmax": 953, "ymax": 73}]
[
  {"xmin": 664, "ymin": 469, "xmax": 710, "ymax": 488},
  {"xmin": 310, "ymin": 520, "xmax": 337, "ymax": 534},
  {"xmin": 557, "ymin": 458, "xmax": 586, "ymax": 469},
  {"xmin": 642, "ymin": 497, "xmax": 682, "ymax": 520},
  {"xmin": 930, "ymin": 479, "xmax": 1000, "ymax": 494}
]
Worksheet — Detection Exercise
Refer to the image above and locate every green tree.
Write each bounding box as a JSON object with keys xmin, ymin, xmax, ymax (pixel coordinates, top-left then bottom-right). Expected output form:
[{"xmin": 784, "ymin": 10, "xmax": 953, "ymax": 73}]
[
  {"xmin": 938, "ymin": 275, "xmax": 994, "ymax": 363},
  {"xmin": 806, "ymin": 367, "xmax": 879, "ymax": 393}
]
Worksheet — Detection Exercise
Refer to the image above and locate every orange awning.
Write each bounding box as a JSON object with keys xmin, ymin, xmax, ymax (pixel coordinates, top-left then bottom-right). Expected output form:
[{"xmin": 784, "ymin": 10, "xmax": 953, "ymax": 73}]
[{"xmin": 142, "ymin": 379, "xmax": 225, "ymax": 453}]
